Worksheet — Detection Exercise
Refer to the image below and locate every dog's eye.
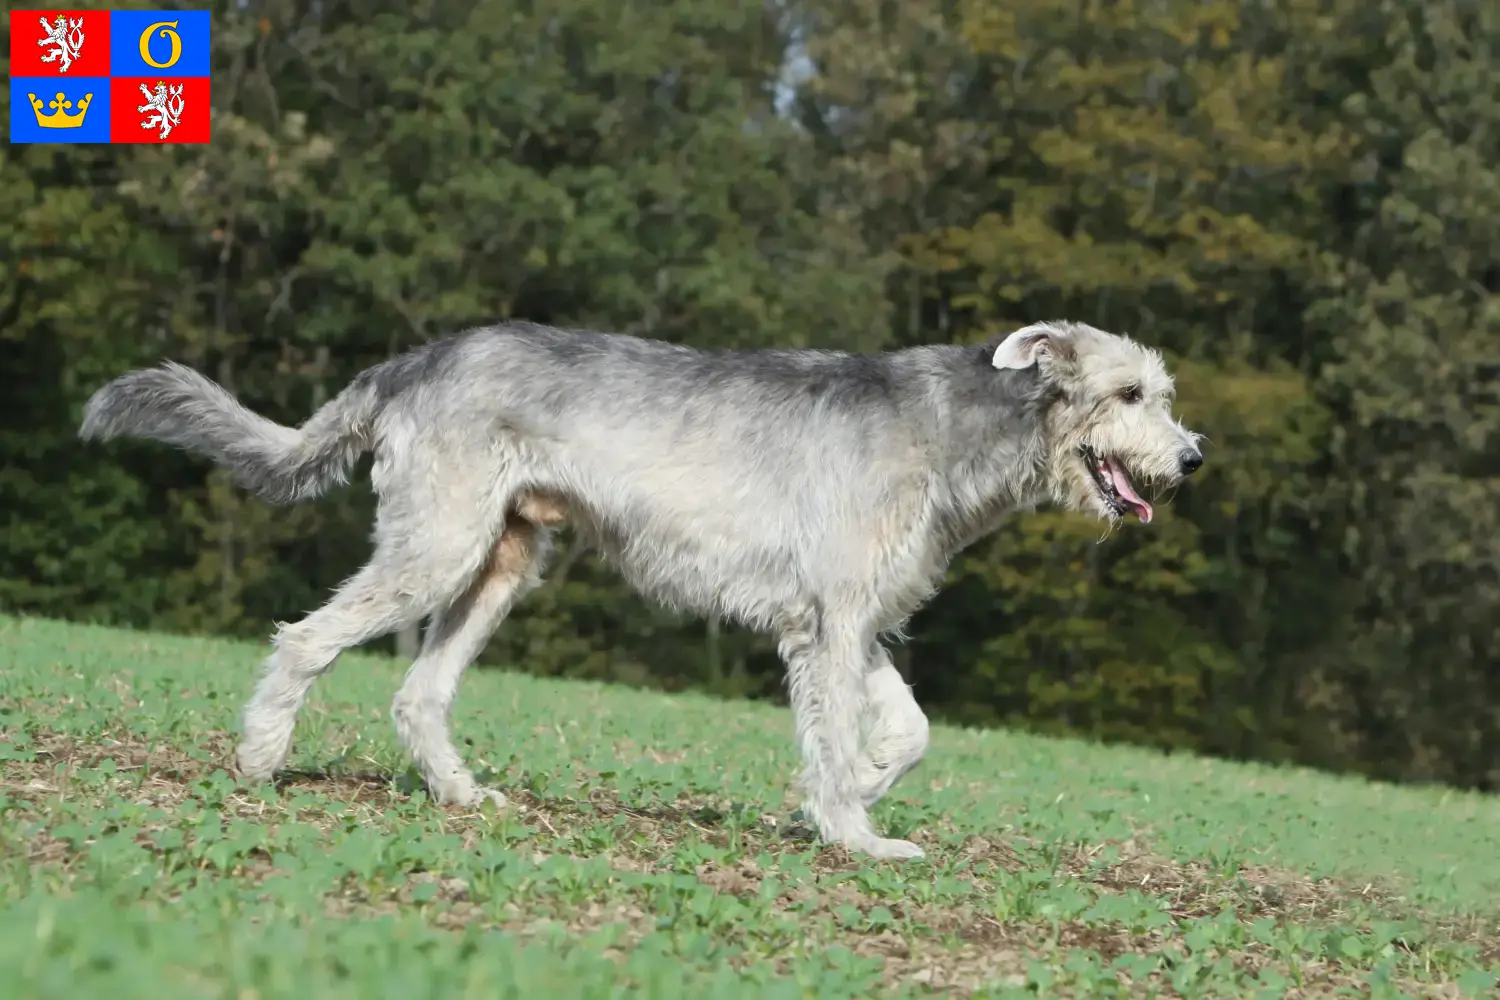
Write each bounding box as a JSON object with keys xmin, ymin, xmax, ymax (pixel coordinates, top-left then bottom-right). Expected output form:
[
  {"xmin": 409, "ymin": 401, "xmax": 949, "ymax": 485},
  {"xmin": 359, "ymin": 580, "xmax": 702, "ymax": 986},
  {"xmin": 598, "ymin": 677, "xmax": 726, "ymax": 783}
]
[{"xmin": 1121, "ymin": 385, "xmax": 1142, "ymax": 404}]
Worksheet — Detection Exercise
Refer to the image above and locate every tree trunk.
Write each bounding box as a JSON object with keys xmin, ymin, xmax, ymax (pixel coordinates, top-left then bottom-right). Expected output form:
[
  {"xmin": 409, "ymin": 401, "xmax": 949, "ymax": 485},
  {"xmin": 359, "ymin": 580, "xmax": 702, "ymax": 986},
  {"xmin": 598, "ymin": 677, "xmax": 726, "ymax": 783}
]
[
  {"xmin": 706, "ymin": 616, "xmax": 723, "ymax": 691},
  {"xmin": 216, "ymin": 354, "xmax": 236, "ymax": 622}
]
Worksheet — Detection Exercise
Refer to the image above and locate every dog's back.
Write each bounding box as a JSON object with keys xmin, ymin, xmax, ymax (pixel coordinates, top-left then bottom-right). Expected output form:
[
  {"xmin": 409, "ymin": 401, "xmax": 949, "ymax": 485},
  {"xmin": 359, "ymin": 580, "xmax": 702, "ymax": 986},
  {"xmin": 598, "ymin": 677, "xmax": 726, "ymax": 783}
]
[{"xmin": 401, "ymin": 325, "xmax": 946, "ymax": 626}]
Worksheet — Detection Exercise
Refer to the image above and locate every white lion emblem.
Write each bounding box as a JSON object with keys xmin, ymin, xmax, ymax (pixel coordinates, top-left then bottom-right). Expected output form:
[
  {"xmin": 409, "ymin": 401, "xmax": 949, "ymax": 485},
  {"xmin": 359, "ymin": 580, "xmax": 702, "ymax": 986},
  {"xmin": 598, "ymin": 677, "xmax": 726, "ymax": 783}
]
[
  {"xmin": 38, "ymin": 14, "xmax": 86, "ymax": 73},
  {"xmin": 137, "ymin": 82, "xmax": 186, "ymax": 140}
]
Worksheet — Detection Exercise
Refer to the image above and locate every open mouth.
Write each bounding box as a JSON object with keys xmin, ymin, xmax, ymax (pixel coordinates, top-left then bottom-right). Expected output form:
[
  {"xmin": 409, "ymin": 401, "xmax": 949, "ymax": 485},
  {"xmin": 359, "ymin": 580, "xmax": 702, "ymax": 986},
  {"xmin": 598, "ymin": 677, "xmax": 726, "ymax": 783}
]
[{"xmin": 1081, "ymin": 446, "xmax": 1153, "ymax": 523}]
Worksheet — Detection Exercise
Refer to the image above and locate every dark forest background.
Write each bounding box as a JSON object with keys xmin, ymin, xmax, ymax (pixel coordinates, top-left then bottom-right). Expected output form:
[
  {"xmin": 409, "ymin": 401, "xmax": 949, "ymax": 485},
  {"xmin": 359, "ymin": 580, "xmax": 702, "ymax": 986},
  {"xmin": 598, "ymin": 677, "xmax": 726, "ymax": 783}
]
[{"xmin": 3, "ymin": 0, "xmax": 1498, "ymax": 791}]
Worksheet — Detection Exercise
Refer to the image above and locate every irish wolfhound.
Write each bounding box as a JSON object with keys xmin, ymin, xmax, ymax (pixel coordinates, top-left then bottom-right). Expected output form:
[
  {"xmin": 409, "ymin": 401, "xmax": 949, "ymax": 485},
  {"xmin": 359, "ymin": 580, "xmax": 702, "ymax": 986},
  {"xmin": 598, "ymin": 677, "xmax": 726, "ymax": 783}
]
[{"xmin": 78, "ymin": 319, "xmax": 1202, "ymax": 859}]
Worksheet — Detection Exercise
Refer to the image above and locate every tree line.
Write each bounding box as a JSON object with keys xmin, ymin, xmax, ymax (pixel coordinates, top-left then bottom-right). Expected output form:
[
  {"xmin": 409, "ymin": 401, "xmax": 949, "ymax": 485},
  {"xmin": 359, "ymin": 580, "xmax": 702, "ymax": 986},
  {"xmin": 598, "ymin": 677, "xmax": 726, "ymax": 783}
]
[{"xmin": 3, "ymin": 0, "xmax": 1497, "ymax": 790}]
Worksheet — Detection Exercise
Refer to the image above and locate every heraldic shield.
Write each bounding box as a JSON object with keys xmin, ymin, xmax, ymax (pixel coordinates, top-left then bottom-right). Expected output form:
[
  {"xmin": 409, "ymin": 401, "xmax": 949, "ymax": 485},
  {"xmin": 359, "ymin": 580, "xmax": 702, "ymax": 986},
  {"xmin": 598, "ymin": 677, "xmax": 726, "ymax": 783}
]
[{"xmin": 9, "ymin": 9, "xmax": 211, "ymax": 144}]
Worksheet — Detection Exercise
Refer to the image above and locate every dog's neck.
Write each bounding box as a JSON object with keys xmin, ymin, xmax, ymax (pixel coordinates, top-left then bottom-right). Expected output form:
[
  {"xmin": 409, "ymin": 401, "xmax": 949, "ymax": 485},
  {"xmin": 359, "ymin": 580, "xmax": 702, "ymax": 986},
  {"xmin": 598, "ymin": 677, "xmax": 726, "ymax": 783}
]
[{"xmin": 921, "ymin": 347, "xmax": 1054, "ymax": 556}]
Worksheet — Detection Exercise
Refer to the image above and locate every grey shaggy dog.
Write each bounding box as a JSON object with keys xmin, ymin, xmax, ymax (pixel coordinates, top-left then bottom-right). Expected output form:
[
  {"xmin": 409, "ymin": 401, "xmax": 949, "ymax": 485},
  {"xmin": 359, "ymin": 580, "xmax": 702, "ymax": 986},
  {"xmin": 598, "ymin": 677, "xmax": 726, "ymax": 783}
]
[{"xmin": 79, "ymin": 319, "xmax": 1203, "ymax": 860}]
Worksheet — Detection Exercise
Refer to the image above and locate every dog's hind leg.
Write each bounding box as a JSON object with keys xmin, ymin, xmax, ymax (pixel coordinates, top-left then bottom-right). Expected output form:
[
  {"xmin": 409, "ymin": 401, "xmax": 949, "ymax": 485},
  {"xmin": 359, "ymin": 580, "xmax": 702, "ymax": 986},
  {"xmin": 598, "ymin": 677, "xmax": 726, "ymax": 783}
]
[
  {"xmin": 391, "ymin": 516, "xmax": 552, "ymax": 808},
  {"xmin": 856, "ymin": 646, "xmax": 930, "ymax": 808},
  {"xmin": 234, "ymin": 552, "xmax": 472, "ymax": 781},
  {"xmin": 235, "ymin": 478, "xmax": 500, "ymax": 782},
  {"xmin": 779, "ymin": 605, "xmax": 924, "ymax": 860}
]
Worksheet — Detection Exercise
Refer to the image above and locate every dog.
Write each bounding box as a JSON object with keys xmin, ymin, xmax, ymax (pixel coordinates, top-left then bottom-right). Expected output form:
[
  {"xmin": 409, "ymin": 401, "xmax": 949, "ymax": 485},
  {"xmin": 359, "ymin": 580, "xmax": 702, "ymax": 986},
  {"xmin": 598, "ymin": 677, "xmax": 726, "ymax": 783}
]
[{"xmin": 78, "ymin": 319, "xmax": 1202, "ymax": 859}]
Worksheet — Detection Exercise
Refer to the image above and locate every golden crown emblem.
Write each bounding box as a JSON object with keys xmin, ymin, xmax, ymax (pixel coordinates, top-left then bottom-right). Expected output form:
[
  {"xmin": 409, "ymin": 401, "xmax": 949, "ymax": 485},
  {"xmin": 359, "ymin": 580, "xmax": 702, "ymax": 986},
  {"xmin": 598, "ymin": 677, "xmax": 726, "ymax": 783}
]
[{"xmin": 29, "ymin": 92, "xmax": 92, "ymax": 129}]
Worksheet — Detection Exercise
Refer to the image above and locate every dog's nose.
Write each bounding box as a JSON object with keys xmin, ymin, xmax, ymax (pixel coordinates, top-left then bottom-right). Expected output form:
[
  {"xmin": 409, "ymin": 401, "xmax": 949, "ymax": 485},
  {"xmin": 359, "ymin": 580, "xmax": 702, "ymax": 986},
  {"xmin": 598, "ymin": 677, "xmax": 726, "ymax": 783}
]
[{"xmin": 1178, "ymin": 449, "xmax": 1203, "ymax": 476}]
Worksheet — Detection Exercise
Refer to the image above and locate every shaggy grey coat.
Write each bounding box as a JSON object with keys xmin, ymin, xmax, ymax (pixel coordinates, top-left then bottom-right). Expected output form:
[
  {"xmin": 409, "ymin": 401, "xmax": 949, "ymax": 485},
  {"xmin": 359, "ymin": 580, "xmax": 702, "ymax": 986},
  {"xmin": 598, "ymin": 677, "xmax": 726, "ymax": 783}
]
[{"xmin": 79, "ymin": 319, "xmax": 1202, "ymax": 859}]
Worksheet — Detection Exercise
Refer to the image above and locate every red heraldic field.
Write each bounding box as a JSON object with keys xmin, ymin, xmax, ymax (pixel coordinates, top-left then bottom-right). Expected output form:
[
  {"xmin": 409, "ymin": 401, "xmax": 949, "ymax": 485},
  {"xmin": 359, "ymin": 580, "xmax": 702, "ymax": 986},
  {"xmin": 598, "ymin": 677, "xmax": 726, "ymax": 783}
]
[
  {"xmin": 8, "ymin": 9, "xmax": 211, "ymax": 144},
  {"xmin": 9, "ymin": 9, "xmax": 111, "ymax": 76},
  {"xmin": 109, "ymin": 76, "xmax": 210, "ymax": 143}
]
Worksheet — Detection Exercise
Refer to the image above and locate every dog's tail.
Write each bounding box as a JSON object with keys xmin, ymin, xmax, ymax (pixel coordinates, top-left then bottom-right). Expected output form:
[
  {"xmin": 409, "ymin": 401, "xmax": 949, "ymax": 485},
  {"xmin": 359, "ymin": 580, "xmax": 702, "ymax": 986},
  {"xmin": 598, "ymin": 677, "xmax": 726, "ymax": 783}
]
[{"xmin": 79, "ymin": 361, "xmax": 383, "ymax": 505}]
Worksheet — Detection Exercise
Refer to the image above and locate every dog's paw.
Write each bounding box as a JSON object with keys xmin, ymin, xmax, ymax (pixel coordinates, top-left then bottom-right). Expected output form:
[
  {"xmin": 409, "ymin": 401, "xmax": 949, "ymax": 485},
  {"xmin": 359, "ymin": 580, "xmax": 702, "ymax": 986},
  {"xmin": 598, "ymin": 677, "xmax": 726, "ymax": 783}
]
[
  {"xmin": 431, "ymin": 776, "xmax": 507, "ymax": 810},
  {"xmin": 234, "ymin": 740, "xmax": 286, "ymax": 782},
  {"xmin": 475, "ymin": 787, "xmax": 508, "ymax": 810},
  {"xmin": 853, "ymin": 837, "xmax": 926, "ymax": 861}
]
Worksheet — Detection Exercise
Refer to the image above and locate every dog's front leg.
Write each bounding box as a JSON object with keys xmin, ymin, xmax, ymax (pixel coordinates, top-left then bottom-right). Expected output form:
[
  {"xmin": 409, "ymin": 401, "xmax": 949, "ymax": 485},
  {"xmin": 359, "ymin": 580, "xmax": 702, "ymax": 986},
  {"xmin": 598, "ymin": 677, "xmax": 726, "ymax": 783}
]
[
  {"xmin": 778, "ymin": 606, "xmax": 924, "ymax": 860},
  {"xmin": 857, "ymin": 646, "xmax": 930, "ymax": 807}
]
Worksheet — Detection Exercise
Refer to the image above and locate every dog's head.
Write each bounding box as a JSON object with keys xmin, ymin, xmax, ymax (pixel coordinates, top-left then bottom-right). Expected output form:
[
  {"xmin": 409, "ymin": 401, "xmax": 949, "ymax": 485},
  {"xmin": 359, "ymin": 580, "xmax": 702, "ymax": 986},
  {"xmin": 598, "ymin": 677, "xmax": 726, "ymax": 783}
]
[{"xmin": 992, "ymin": 320, "xmax": 1202, "ymax": 524}]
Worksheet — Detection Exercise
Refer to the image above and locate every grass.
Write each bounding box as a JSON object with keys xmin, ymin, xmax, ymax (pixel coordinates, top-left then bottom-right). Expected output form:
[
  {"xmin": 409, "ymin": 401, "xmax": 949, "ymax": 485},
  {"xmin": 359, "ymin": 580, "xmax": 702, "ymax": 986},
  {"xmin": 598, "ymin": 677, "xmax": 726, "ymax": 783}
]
[{"xmin": 0, "ymin": 613, "xmax": 1497, "ymax": 998}]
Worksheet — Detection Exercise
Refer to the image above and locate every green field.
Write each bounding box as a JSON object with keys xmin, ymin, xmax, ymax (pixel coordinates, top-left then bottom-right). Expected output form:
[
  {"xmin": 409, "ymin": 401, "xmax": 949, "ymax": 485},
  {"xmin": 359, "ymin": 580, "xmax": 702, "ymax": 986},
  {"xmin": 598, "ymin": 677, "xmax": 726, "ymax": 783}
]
[{"xmin": 0, "ymin": 614, "xmax": 1496, "ymax": 998}]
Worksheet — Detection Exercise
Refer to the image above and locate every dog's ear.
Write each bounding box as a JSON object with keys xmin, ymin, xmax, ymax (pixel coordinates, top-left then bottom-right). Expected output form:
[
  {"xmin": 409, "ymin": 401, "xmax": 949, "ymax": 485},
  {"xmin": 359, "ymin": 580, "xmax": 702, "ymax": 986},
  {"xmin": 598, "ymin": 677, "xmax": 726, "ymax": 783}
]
[{"xmin": 990, "ymin": 322, "xmax": 1077, "ymax": 374}]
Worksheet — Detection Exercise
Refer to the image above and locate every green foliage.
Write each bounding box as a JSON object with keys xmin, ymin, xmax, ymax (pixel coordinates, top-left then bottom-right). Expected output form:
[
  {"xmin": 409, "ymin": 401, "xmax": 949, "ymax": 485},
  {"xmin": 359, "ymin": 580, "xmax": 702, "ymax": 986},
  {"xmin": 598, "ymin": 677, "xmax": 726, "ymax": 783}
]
[
  {"xmin": 2, "ymin": 0, "xmax": 1497, "ymax": 789},
  {"xmin": 1297, "ymin": 0, "xmax": 1500, "ymax": 789}
]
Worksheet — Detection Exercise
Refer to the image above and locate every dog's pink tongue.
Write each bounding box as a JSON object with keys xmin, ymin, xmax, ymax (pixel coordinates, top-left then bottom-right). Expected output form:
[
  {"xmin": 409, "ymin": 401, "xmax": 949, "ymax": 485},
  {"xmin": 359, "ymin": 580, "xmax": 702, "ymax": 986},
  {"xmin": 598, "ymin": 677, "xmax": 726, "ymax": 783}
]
[{"xmin": 1106, "ymin": 458, "xmax": 1153, "ymax": 523}]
